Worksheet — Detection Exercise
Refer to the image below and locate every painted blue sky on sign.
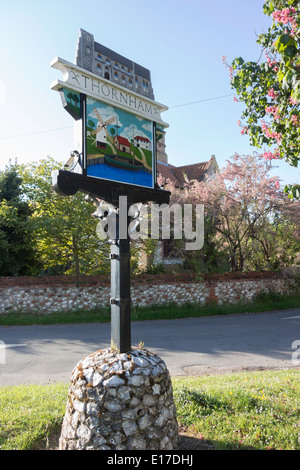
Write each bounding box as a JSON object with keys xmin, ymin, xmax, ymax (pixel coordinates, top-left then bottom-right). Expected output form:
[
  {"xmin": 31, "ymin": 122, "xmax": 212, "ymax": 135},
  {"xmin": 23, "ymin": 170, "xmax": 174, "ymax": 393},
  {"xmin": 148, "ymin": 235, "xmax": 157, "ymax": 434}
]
[{"xmin": 87, "ymin": 99, "xmax": 153, "ymax": 145}]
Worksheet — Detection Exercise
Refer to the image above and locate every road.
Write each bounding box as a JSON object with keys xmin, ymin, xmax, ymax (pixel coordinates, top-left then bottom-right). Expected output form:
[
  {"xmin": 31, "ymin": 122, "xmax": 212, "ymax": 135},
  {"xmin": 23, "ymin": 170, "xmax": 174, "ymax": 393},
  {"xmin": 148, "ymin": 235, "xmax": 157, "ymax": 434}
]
[{"xmin": 0, "ymin": 309, "xmax": 299, "ymax": 386}]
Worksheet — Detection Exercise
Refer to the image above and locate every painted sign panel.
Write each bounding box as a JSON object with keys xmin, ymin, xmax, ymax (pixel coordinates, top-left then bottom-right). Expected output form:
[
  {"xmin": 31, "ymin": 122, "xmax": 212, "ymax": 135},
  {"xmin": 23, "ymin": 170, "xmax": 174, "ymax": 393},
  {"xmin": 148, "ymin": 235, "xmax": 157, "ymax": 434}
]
[
  {"xmin": 51, "ymin": 37, "xmax": 168, "ymax": 190},
  {"xmin": 59, "ymin": 87, "xmax": 81, "ymax": 121},
  {"xmin": 86, "ymin": 97, "xmax": 154, "ymax": 188}
]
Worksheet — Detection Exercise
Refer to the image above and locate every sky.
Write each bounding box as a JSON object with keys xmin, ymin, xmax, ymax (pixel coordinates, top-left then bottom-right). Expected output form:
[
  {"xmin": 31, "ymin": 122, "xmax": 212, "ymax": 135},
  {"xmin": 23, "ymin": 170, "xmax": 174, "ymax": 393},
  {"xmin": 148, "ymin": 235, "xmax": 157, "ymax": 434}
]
[{"xmin": 0, "ymin": 0, "xmax": 299, "ymax": 188}]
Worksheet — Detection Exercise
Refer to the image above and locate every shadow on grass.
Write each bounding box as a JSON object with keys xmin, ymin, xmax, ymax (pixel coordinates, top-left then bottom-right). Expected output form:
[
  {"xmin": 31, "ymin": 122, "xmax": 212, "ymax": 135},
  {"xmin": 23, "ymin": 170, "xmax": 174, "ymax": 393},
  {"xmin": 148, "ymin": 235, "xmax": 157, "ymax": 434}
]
[{"xmin": 32, "ymin": 425, "xmax": 258, "ymax": 451}]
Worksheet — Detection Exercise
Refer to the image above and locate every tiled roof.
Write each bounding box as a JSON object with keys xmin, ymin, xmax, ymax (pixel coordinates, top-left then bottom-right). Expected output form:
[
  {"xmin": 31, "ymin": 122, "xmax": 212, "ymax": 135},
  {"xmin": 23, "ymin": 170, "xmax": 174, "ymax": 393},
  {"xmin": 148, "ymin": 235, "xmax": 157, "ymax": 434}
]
[
  {"xmin": 157, "ymin": 161, "xmax": 182, "ymax": 187},
  {"xmin": 135, "ymin": 136, "xmax": 150, "ymax": 143},
  {"xmin": 173, "ymin": 162, "xmax": 209, "ymax": 184},
  {"xmin": 115, "ymin": 135, "xmax": 130, "ymax": 146},
  {"xmin": 157, "ymin": 157, "xmax": 216, "ymax": 188}
]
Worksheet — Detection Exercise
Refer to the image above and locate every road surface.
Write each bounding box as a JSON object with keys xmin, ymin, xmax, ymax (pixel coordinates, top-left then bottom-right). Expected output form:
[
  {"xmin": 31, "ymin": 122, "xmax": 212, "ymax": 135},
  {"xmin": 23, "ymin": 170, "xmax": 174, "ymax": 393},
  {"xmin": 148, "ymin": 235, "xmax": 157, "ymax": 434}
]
[{"xmin": 0, "ymin": 309, "xmax": 299, "ymax": 386}]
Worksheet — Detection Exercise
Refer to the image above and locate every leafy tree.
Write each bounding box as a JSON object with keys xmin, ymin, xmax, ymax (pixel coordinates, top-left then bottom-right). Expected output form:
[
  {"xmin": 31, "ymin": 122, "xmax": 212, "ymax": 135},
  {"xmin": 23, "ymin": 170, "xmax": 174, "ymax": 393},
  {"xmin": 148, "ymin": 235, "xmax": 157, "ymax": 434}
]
[
  {"xmin": 19, "ymin": 157, "xmax": 110, "ymax": 276},
  {"xmin": 246, "ymin": 203, "xmax": 300, "ymax": 270},
  {"xmin": 225, "ymin": 0, "xmax": 300, "ymax": 199},
  {"xmin": 0, "ymin": 164, "xmax": 38, "ymax": 275},
  {"xmin": 73, "ymin": 94, "xmax": 79, "ymax": 108}
]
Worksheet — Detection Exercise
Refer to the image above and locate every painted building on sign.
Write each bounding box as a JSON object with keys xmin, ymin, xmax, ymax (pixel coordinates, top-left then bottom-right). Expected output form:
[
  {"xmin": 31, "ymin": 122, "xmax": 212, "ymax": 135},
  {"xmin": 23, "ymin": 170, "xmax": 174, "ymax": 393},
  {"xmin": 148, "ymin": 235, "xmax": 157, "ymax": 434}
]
[
  {"xmin": 114, "ymin": 135, "xmax": 131, "ymax": 154},
  {"xmin": 134, "ymin": 136, "xmax": 151, "ymax": 150}
]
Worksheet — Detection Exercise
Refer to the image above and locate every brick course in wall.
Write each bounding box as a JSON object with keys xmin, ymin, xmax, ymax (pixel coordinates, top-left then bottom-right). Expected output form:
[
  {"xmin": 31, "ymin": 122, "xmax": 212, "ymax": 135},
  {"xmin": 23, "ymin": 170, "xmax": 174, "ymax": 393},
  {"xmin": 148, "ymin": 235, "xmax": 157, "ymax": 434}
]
[{"xmin": 0, "ymin": 272, "xmax": 296, "ymax": 315}]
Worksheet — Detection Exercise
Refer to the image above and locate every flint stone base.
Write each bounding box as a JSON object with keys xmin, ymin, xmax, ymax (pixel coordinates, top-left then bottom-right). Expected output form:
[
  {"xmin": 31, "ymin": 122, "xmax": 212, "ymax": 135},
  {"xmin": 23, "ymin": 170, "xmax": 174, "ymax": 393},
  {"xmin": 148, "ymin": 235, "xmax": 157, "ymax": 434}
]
[{"xmin": 59, "ymin": 347, "xmax": 179, "ymax": 450}]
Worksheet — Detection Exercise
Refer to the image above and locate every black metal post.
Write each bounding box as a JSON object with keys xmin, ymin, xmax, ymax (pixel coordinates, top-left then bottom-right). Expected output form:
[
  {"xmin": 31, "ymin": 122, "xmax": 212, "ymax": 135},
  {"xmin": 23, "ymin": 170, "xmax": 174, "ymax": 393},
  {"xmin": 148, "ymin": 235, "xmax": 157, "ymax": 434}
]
[
  {"xmin": 110, "ymin": 212, "xmax": 131, "ymax": 353},
  {"xmin": 52, "ymin": 170, "xmax": 170, "ymax": 354}
]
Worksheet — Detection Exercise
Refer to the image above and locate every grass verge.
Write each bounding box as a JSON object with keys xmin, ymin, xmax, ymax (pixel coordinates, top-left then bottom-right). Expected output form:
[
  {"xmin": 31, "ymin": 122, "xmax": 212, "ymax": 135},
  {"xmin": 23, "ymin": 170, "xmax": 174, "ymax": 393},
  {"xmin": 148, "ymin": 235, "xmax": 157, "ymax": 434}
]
[
  {"xmin": 0, "ymin": 291, "xmax": 299, "ymax": 326},
  {"xmin": 0, "ymin": 382, "xmax": 68, "ymax": 450},
  {"xmin": 173, "ymin": 368, "xmax": 300, "ymax": 450},
  {"xmin": 0, "ymin": 369, "xmax": 299, "ymax": 450}
]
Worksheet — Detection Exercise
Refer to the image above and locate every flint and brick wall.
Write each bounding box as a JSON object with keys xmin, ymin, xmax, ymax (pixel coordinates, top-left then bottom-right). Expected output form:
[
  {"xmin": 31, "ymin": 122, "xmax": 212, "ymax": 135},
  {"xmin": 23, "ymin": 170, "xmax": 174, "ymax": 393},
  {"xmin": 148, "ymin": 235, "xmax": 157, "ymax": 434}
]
[{"xmin": 0, "ymin": 272, "xmax": 296, "ymax": 315}]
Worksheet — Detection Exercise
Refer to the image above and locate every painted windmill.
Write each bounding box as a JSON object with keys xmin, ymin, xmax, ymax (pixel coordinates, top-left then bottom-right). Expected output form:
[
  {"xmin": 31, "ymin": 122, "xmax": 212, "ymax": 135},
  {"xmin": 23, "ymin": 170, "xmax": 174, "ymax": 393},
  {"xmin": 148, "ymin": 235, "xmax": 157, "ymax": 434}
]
[{"xmin": 90, "ymin": 109, "xmax": 116, "ymax": 151}]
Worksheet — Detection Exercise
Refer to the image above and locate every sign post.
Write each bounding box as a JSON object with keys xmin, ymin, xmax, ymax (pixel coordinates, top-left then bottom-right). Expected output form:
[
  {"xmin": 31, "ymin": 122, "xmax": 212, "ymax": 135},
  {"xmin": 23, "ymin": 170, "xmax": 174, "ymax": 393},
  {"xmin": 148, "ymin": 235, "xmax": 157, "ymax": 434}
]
[
  {"xmin": 51, "ymin": 29, "xmax": 170, "ymax": 353},
  {"xmin": 110, "ymin": 213, "xmax": 131, "ymax": 353},
  {"xmin": 55, "ymin": 31, "xmax": 179, "ymax": 452}
]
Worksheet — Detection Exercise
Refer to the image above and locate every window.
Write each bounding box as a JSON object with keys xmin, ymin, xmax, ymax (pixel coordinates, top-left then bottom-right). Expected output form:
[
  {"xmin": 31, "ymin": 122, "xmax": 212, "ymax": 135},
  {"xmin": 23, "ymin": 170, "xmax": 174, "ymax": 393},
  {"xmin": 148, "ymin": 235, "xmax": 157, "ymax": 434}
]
[
  {"xmin": 114, "ymin": 71, "xmax": 118, "ymax": 80},
  {"xmin": 121, "ymin": 75, "xmax": 126, "ymax": 84}
]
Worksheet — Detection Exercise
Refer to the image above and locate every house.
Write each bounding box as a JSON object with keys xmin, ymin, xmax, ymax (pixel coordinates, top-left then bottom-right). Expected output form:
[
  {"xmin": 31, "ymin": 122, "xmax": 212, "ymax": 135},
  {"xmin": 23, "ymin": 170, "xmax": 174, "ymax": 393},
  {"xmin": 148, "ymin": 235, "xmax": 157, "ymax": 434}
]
[
  {"xmin": 114, "ymin": 135, "xmax": 131, "ymax": 154},
  {"xmin": 134, "ymin": 135, "xmax": 151, "ymax": 150},
  {"xmin": 157, "ymin": 155, "xmax": 219, "ymax": 189}
]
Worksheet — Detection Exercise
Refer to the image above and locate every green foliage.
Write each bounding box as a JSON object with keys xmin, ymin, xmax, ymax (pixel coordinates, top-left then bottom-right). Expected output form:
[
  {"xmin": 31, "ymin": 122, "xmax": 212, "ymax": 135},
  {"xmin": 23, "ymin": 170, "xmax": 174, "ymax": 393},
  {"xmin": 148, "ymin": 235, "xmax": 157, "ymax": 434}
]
[
  {"xmin": 145, "ymin": 263, "xmax": 169, "ymax": 274},
  {"xmin": 19, "ymin": 157, "xmax": 110, "ymax": 276},
  {"xmin": 0, "ymin": 164, "xmax": 39, "ymax": 275},
  {"xmin": 182, "ymin": 215, "xmax": 229, "ymax": 274}
]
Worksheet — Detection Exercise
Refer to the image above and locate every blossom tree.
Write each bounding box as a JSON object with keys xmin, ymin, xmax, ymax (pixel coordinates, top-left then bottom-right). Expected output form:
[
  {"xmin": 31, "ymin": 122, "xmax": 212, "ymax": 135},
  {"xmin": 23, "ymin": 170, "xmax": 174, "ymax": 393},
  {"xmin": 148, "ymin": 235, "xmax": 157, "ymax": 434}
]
[
  {"xmin": 225, "ymin": 0, "xmax": 300, "ymax": 199},
  {"xmin": 161, "ymin": 153, "xmax": 298, "ymax": 272}
]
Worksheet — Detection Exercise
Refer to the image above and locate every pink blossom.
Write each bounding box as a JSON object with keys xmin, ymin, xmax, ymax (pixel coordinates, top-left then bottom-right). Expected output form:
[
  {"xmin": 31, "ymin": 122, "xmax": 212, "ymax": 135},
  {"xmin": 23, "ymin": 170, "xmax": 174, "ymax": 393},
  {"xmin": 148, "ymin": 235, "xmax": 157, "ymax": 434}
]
[
  {"xmin": 272, "ymin": 7, "xmax": 297, "ymax": 34},
  {"xmin": 268, "ymin": 88, "xmax": 276, "ymax": 99},
  {"xmin": 265, "ymin": 105, "xmax": 280, "ymax": 120},
  {"xmin": 263, "ymin": 151, "xmax": 274, "ymax": 160},
  {"xmin": 265, "ymin": 52, "xmax": 279, "ymax": 70},
  {"xmin": 261, "ymin": 121, "xmax": 282, "ymax": 144},
  {"xmin": 262, "ymin": 146, "xmax": 280, "ymax": 161},
  {"xmin": 273, "ymin": 7, "xmax": 296, "ymax": 25},
  {"xmin": 233, "ymin": 96, "xmax": 238, "ymax": 102}
]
